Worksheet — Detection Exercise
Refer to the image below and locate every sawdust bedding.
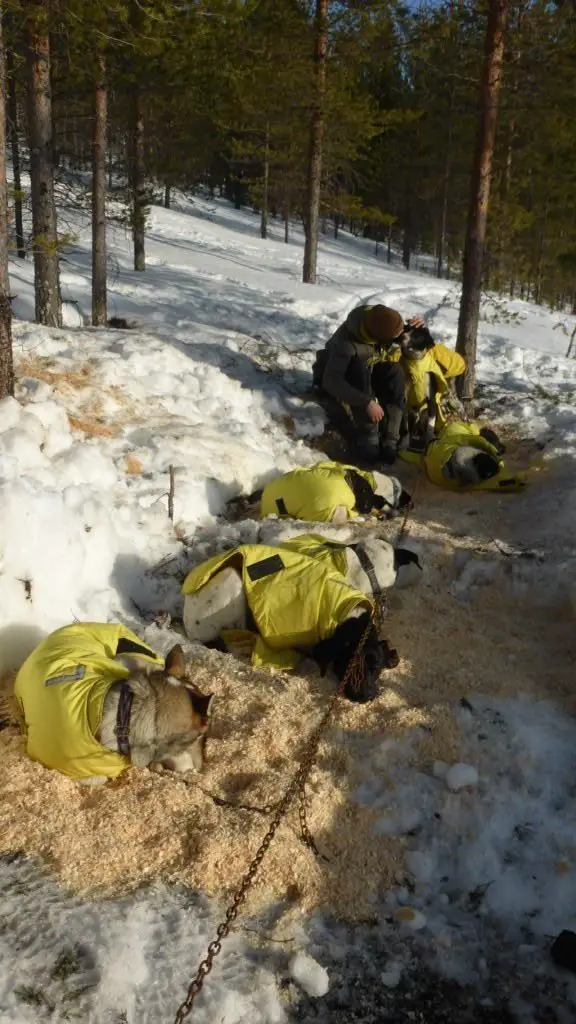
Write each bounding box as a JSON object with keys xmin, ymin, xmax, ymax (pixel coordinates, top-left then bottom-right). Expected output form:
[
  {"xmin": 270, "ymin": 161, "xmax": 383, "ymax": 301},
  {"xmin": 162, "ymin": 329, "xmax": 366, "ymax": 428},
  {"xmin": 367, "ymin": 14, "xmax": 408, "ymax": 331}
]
[{"xmin": 0, "ymin": 445, "xmax": 572, "ymax": 922}]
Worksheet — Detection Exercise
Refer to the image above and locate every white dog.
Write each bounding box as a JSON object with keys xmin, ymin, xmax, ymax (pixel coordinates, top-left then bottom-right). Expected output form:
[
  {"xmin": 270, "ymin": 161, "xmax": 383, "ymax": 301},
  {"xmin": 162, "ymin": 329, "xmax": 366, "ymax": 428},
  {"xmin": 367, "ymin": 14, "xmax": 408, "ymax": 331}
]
[{"xmin": 183, "ymin": 537, "xmax": 422, "ymax": 645}]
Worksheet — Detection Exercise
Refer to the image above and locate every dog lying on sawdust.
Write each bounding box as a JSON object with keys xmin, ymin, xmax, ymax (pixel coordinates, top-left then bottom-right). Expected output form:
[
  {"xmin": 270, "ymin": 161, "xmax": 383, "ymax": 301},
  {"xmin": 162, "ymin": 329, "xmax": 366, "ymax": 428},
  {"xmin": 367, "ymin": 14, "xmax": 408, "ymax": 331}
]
[
  {"xmin": 181, "ymin": 534, "xmax": 422, "ymax": 703},
  {"xmin": 260, "ymin": 461, "xmax": 412, "ymax": 524},
  {"xmin": 14, "ymin": 623, "xmax": 214, "ymax": 783}
]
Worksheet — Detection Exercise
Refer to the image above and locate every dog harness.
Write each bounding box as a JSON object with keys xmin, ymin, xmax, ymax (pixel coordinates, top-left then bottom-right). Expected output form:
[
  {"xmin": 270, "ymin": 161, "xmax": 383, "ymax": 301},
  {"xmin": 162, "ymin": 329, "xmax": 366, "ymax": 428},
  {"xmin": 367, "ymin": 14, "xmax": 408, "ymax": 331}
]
[{"xmin": 14, "ymin": 623, "xmax": 163, "ymax": 780}]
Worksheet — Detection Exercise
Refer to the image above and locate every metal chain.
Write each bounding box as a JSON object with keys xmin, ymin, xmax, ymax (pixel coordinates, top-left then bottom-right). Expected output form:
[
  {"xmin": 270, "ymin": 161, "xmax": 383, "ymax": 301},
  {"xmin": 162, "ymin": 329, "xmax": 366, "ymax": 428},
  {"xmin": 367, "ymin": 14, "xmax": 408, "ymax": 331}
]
[
  {"xmin": 173, "ymin": 619, "xmax": 373, "ymax": 1023},
  {"xmin": 173, "ymin": 471, "xmax": 420, "ymax": 1023}
]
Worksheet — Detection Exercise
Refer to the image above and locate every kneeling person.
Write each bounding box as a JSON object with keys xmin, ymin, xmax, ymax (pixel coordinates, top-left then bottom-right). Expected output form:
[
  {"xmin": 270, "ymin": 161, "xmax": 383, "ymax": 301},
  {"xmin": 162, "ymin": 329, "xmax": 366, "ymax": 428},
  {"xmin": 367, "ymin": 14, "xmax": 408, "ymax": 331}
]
[{"xmin": 312, "ymin": 303, "xmax": 426, "ymax": 465}]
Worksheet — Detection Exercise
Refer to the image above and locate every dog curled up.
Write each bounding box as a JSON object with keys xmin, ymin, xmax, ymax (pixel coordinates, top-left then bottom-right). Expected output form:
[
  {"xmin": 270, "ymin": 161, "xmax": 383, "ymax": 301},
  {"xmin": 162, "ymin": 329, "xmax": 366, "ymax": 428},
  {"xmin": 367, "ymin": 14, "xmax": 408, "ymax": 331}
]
[
  {"xmin": 14, "ymin": 623, "xmax": 214, "ymax": 783},
  {"xmin": 182, "ymin": 535, "xmax": 422, "ymax": 703},
  {"xmin": 260, "ymin": 460, "xmax": 412, "ymax": 524},
  {"xmin": 399, "ymin": 420, "xmax": 527, "ymax": 492}
]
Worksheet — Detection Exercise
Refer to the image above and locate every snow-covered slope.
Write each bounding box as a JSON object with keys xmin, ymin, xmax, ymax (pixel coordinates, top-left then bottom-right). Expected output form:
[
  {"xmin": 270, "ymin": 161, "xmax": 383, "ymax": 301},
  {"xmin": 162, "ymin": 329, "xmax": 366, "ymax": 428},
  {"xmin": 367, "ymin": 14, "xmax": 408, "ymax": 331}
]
[{"xmin": 1, "ymin": 191, "xmax": 575, "ymax": 1023}]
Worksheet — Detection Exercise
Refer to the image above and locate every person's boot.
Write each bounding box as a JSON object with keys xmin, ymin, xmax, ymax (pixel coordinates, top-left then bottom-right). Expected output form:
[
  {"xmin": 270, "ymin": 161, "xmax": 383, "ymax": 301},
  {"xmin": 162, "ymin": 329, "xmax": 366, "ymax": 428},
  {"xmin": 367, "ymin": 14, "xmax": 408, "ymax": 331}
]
[
  {"xmin": 379, "ymin": 404, "xmax": 404, "ymax": 465},
  {"xmin": 351, "ymin": 425, "xmax": 380, "ymax": 464}
]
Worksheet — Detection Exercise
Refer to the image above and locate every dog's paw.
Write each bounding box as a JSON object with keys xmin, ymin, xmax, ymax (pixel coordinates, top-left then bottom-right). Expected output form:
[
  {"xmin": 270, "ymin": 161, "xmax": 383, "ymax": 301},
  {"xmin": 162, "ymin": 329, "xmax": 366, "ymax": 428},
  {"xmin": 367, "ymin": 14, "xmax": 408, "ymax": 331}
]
[
  {"xmin": 380, "ymin": 641, "xmax": 400, "ymax": 669},
  {"xmin": 343, "ymin": 676, "xmax": 380, "ymax": 704}
]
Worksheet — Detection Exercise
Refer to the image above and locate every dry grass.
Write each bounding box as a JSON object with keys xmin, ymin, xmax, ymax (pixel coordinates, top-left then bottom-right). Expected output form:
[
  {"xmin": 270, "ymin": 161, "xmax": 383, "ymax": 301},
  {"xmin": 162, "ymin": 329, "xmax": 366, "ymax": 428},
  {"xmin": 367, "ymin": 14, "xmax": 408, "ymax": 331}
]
[
  {"xmin": 67, "ymin": 414, "xmax": 118, "ymax": 438},
  {"xmin": 16, "ymin": 355, "xmax": 143, "ymax": 438},
  {"xmin": 125, "ymin": 453, "xmax": 144, "ymax": 474},
  {"xmin": 17, "ymin": 356, "xmax": 94, "ymax": 392}
]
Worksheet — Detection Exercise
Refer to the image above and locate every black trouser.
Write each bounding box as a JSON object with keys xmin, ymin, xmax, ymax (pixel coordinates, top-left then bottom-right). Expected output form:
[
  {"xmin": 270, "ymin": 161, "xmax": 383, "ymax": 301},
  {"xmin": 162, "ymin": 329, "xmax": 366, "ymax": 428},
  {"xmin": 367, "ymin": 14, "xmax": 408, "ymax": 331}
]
[{"xmin": 319, "ymin": 357, "xmax": 406, "ymax": 449}]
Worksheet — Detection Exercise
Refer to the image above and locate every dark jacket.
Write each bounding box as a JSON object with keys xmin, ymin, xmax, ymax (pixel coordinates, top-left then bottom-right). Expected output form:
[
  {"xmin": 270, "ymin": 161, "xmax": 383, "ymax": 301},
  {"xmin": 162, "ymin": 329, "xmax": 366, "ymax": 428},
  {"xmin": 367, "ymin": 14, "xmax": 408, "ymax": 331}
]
[{"xmin": 313, "ymin": 305, "xmax": 397, "ymax": 408}]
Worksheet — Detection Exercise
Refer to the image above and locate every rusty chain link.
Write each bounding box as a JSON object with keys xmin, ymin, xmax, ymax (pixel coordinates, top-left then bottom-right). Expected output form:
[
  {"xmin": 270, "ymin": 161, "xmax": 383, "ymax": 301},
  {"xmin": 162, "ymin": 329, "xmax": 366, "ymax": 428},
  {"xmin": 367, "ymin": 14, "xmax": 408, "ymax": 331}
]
[
  {"xmin": 173, "ymin": 470, "xmax": 420, "ymax": 1023},
  {"xmin": 173, "ymin": 619, "xmax": 373, "ymax": 1023}
]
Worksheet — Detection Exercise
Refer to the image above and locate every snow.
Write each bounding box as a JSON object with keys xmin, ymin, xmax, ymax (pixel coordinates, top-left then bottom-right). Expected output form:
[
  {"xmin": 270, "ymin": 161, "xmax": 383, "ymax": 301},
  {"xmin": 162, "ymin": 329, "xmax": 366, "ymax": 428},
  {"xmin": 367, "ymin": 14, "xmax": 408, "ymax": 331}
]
[
  {"xmin": 1, "ymin": 182, "xmax": 576, "ymax": 1021},
  {"xmin": 289, "ymin": 953, "xmax": 330, "ymax": 998},
  {"xmin": 445, "ymin": 762, "xmax": 479, "ymax": 792}
]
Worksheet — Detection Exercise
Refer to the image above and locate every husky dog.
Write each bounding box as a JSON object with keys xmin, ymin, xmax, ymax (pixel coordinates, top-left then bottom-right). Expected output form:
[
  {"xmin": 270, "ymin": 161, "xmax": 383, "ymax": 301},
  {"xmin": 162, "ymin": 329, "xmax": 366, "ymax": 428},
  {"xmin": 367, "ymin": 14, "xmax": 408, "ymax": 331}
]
[
  {"xmin": 15, "ymin": 626, "xmax": 214, "ymax": 784},
  {"xmin": 97, "ymin": 645, "xmax": 214, "ymax": 780}
]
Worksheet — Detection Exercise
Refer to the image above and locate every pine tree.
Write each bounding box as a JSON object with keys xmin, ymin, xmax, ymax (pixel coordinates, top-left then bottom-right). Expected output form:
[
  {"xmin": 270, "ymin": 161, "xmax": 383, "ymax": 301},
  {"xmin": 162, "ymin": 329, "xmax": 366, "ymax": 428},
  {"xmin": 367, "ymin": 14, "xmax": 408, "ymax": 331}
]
[
  {"xmin": 0, "ymin": 0, "xmax": 13, "ymax": 398},
  {"xmin": 25, "ymin": 0, "xmax": 61, "ymax": 326},
  {"xmin": 92, "ymin": 52, "xmax": 107, "ymax": 324},
  {"xmin": 5, "ymin": 14, "xmax": 24, "ymax": 260},
  {"xmin": 303, "ymin": 0, "xmax": 328, "ymax": 284},
  {"xmin": 456, "ymin": 0, "xmax": 509, "ymax": 403}
]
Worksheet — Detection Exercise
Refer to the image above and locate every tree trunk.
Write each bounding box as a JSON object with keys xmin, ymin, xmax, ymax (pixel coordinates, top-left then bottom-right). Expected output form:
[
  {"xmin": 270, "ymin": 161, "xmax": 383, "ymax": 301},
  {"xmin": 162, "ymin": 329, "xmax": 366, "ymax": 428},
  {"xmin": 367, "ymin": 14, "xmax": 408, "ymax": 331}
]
[
  {"xmin": 302, "ymin": 0, "xmax": 327, "ymax": 284},
  {"xmin": 456, "ymin": 0, "xmax": 508, "ymax": 403},
  {"xmin": 6, "ymin": 40, "xmax": 24, "ymax": 259},
  {"xmin": 260, "ymin": 123, "xmax": 269, "ymax": 240},
  {"xmin": 402, "ymin": 225, "xmax": 411, "ymax": 270},
  {"xmin": 532, "ymin": 204, "xmax": 547, "ymax": 306},
  {"xmin": 130, "ymin": 85, "xmax": 145, "ymax": 271},
  {"xmin": 437, "ymin": 89, "xmax": 454, "ymax": 279},
  {"xmin": 164, "ymin": 182, "xmax": 171, "ymax": 209},
  {"xmin": 26, "ymin": 2, "xmax": 61, "ymax": 327},
  {"xmin": 566, "ymin": 323, "xmax": 576, "ymax": 359},
  {"xmin": 0, "ymin": 3, "xmax": 13, "ymax": 398},
  {"xmin": 333, "ymin": 214, "xmax": 339, "ymax": 239},
  {"xmin": 91, "ymin": 53, "xmax": 107, "ymax": 326}
]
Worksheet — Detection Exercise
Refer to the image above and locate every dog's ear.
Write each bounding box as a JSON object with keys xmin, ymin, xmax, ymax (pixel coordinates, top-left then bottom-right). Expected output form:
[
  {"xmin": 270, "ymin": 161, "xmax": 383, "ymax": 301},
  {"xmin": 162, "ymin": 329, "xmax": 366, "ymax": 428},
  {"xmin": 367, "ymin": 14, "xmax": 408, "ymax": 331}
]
[
  {"xmin": 164, "ymin": 644, "xmax": 186, "ymax": 680},
  {"xmin": 188, "ymin": 691, "xmax": 214, "ymax": 725},
  {"xmin": 124, "ymin": 668, "xmax": 154, "ymax": 699}
]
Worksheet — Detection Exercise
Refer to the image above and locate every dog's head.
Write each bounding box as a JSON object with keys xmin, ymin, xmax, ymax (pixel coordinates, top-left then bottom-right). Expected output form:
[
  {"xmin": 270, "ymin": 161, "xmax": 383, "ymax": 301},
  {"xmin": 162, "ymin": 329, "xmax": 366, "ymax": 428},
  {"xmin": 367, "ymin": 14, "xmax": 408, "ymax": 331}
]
[
  {"xmin": 122, "ymin": 645, "xmax": 215, "ymax": 773},
  {"xmin": 372, "ymin": 471, "xmax": 410, "ymax": 517},
  {"xmin": 312, "ymin": 612, "xmax": 399, "ymax": 704},
  {"xmin": 393, "ymin": 548, "xmax": 423, "ymax": 572},
  {"xmin": 472, "ymin": 452, "xmax": 501, "ymax": 481},
  {"xmin": 401, "ymin": 325, "xmax": 435, "ymax": 361}
]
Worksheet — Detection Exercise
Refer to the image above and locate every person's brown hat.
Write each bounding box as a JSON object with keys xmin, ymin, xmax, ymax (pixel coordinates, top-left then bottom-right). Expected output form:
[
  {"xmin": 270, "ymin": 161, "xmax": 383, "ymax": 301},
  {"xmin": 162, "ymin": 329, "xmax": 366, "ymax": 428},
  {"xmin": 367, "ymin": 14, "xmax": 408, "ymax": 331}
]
[{"xmin": 364, "ymin": 305, "xmax": 404, "ymax": 343}]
